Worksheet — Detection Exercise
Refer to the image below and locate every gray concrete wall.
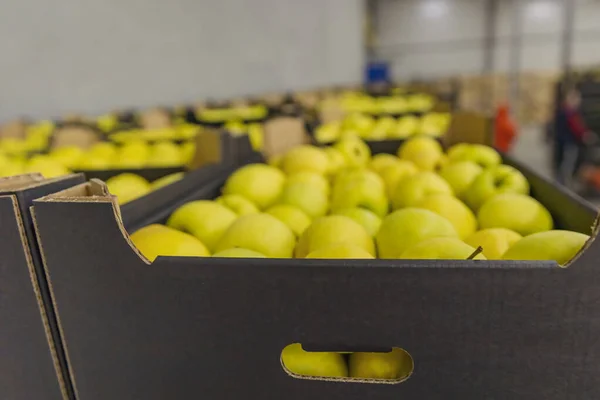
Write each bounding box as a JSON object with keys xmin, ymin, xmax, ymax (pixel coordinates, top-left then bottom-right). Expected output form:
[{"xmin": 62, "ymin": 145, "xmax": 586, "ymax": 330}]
[{"xmin": 0, "ymin": 0, "xmax": 364, "ymax": 121}]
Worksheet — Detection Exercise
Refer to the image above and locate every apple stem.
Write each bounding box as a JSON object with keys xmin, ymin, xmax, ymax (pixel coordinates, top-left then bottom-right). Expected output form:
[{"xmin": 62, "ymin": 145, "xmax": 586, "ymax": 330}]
[{"xmin": 467, "ymin": 246, "xmax": 484, "ymax": 260}]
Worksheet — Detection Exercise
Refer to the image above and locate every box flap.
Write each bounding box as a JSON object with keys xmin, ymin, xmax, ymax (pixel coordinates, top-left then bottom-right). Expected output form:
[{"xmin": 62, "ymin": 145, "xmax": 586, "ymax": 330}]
[
  {"xmin": 262, "ymin": 117, "xmax": 309, "ymax": 158},
  {"xmin": 51, "ymin": 124, "xmax": 102, "ymax": 150},
  {"xmin": 0, "ymin": 195, "xmax": 65, "ymax": 400},
  {"xmin": 188, "ymin": 129, "xmax": 224, "ymax": 170}
]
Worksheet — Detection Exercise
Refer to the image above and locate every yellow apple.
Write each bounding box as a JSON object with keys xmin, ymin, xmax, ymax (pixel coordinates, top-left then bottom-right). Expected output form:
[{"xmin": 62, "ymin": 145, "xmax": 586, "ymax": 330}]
[
  {"xmin": 278, "ymin": 181, "xmax": 329, "ymax": 218},
  {"xmin": 400, "ymin": 237, "xmax": 486, "ymax": 259},
  {"xmin": 130, "ymin": 224, "xmax": 210, "ymax": 261},
  {"xmin": 216, "ymin": 194, "xmax": 259, "ymax": 216},
  {"xmin": 332, "ymin": 208, "xmax": 382, "ymax": 236},
  {"xmin": 167, "ymin": 200, "xmax": 238, "ymax": 252},
  {"xmin": 376, "ymin": 208, "xmax": 458, "ymax": 258},
  {"xmin": 397, "ymin": 136, "xmax": 443, "ymax": 170},
  {"xmin": 378, "ymin": 161, "xmax": 419, "ymax": 198},
  {"xmin": 478, "ymin": 193, "xmax": 553, "ymax": 236},
  {"xmin": 222, "ymin": 164, "xmax": 286, "ymax": 210},
  {"xmin": 281, "ymin": 343, "xmax": 348, "ymax": 378},
  {"xmin": 349, "ymin": 348, "xmax": 413, "ymax": 380},
  {"xmin": 281, "ymin": 145, "xmax": 330, "ymax": 175},
  {"xmin": 391, "ymin": 171, "xmax": 453, "ymax": 209},
  {"xmin": 415, "ymin": 194, "xmax": 477, "ymax": 239},
  {"xmin": 439, "ymin": 161, "xmax": 483, "ymax": 198},
  {"xmin": 464, "ymin": 228, "xmax": 522, "ymax": 260},
  {"xmin": 266, "ymin": 204, "xmax": 312, "ymax": 237},
  {"xmin": 369, "ymin": 153, "xmax": 401, "ymax": 175},
  {"xmin": 502, "ymin": 230, "xmax": 590, "ymax": 266},
  {"xmin": 295, "ymin": 215, "xmax": 375, "ymax": 258},
  {"xmin": 215, "ymin": 213, "xmax": 296, "ymax": 258},
  {"xmin": 464, "ymin": 165, "xmax": 530, "ymax": 211}
]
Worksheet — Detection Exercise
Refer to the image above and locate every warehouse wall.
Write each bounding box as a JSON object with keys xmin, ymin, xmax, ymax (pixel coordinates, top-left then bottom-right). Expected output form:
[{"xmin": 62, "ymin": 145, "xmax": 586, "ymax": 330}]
[
  {"xmin": 0, "ymin": 0, "xmax": 364, "ymax": 121},
  {"xmin": 375, "ymin": 0, "xmax": 600, "ymax": 79}
]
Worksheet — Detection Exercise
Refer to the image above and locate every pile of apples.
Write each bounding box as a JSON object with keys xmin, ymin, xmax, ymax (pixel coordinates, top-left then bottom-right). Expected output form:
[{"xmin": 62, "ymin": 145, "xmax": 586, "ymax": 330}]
[
  {"xmin": 315, "ymin": 112, "xmax": 451, "ymax": 143},
  {"xmin": 0, "ymin": 140, "xmax": 195, "ymax": 179},
  {"xmin": 321, "ymin": 92, "xmax": 436, "ymax": 115},
  {"xmin": 127, "ymin": 136, "xmax": 591, "ymax": 380},
  {"xmin": 106, "ymin": 172, "xmax": 185, "ymax": 205},
  {"xmin": 108, "ymin": 125, "xmax": 199, "ymax": 143},
  {"xmin": 130, "ymin": 136, "xmax": 590, "ymax": 267},
  {"xmin": 197, "ymin": 105, "xmax": 269, "ymax": 124}
]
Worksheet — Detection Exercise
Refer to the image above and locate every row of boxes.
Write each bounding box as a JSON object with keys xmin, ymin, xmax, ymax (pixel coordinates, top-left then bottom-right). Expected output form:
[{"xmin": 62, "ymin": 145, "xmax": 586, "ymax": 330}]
[{"xmin": 2, "ymin": 118, "xmax": 599, "ymax": 399}]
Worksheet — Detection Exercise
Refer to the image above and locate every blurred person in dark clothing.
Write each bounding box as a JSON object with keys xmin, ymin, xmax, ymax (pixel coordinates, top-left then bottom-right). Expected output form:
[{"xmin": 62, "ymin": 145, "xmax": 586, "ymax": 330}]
[{"xmin": 552, "ymin": 89, "xmax": 594, "ymax": 185}]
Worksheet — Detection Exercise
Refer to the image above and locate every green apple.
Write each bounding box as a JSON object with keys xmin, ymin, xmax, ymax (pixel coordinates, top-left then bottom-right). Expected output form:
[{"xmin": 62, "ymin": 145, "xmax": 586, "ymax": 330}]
[
  {"xmin": 215, "ymin": 213, "xmax": 296, "ymax": 258},
  {"xmin": 447, "ymin": 143, "xmax": 501, "ymax": 168},
  {"xmin": 333, "ymin": 137, "xmax": 371, "ymax": 168},
  {"xmin": 332, "ymin": 208, "xmax": 382, "ymax": 236},
  {"xmin": 391, "ymin": 171, "xmax": 453, "ymax": 209},
  {"xmin": 281, "ymin": 145, "xmax": 330, "ymax": 175},
  {"xmin": 397, "ymin": 136, "xmax": 443, "ymax": 171},
  {"xmin": 464, "ymin": 165, "xmax": 530, "ymax": 211},
  {"xmin": 222, "ymin": 164, "xmax": 286, "ymax": 210},
  {"xmin": 376, "ymin": 208, "xmax": 458, "ymax": 258},
  {"xmin": 369, "ymin": 154, "xmax": 401, "ymax": 175},
  {"xmin": 349, "ymin": 348, "xmax": 413, "ymax": 379},
  {"xmin": 167, "ymin": 200, "xmax": 238, "ymax": 252},
  {"xmin": 295, "ymin": 215, "xmax": 375, "ymax": 258},
  {"xmin": 106, "ymin": 173, "xmax": 151, "ymax": 204},
  {"xmin": 378, "ymin": 161, "xmax": 419, "ymax": 198},
  {"xmin": 281, "ymin": 343, "xmax": 348, "ymax": 378},
  {"xmin": 415, "ymin": 194, "xmax": 477, "ymax": 239},
  {"xmin": 216, "ymin": 194, "xmax": 259, "ymax": 216},
  {"xmin": 212, "ymin": 248, "xmax": 266, "ymax": 258},
  {"xmin": 286, "ymin": 171, "xmax": 330, "ymax": 196},
  {"xmin": 465, "ymin": 228, "xmax": 522, "ymax": 260},
  {"xmin": 266, "ymin": 204, "xmax": 312, "ymax": 237},
  {"xmin": 277, "ymin": 181, "xmax": 329, "ymax": 218},
  {"xmin": 400, "ymin": 237, "xmax": 486, "ymax": 260},
  {"xmin": 150, "ymin": 172, "xmax": 185, "ymax": 191},
  {"xmin": 130, "ymin": 224, "xmax": 210, "ymax": 261},
  {"xmin": 502, "ymin": 230, "xmax": 590, "ymax": 266},
  {"xmin": 331, "ymin": 170, "xmax": 388, "ymax": 217},
  {"xmin": 323, "ymin": 147, "xmax": 346, "ymax": 175},
  {"xmin": 439, "ymin": 161, "xmax": 483, "ymax": 198},
  {"xmin": 306, "ymin": 244, "xmax": 375, "ymax": 259},
  {"xmin": 477, "ymin": 193, "xmax": 553, "ymax": 236}
]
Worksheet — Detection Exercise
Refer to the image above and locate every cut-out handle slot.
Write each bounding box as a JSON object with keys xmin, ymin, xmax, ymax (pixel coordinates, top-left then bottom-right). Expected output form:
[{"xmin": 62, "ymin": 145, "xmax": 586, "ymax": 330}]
[{"xmin": 280, "ymin": 343, "xmax": 413, "ymax": 383}]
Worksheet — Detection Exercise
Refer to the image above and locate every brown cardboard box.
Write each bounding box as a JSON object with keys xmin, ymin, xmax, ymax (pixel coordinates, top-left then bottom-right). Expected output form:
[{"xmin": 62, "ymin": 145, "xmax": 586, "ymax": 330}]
[
  {"xmin": 0, "ymin": 173, "xmax": 87, "ymax": 400},
  {"xmin": 31, "ymin": 142, "xmax": 600, "ymax": 400}
]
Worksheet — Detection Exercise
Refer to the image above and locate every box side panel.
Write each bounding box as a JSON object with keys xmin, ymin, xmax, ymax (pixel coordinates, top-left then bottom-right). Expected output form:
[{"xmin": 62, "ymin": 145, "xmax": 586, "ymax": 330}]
[
  {"xmin": 33, "ymin": 199, "xmax": 600, "ymax": 400},
  {"xmin": 0, "ymin": 196, "xmax": 64, "ymax": 400}
]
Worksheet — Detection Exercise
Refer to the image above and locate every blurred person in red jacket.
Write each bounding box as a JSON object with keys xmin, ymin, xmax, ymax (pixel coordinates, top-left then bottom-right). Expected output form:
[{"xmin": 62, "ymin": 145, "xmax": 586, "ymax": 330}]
[
  {"xmin": 494, "ymin": 104, "xmax": 517, "ymax": 153},
  {"xmin": 552, "ymin": 88, "xmax": 594, "ymax": 185}
]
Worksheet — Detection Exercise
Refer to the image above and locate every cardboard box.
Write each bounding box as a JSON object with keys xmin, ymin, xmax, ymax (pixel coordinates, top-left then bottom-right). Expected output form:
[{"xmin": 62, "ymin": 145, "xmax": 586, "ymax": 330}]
[
  {"xmin": 0, "ymin": 173, "xmax": 86, "ymax": 400},
  {"xmin": 31, "ymin": 141, "xmax": 600, "ymax": 399}
]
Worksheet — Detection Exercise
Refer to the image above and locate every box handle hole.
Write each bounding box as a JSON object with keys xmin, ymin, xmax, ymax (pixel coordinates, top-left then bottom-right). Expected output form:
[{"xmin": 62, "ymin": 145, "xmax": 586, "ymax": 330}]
[{"xmin": 280, "ymin": 343, "xmax": 413, "ymax": 383}]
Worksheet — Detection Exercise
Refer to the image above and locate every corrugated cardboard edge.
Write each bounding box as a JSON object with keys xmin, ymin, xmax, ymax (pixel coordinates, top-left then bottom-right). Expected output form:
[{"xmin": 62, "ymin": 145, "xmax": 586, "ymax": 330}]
[
  {"xmin": 1, "ymin": 190, "xmax": 70, "ymax": 400},
  {"xmin": 34, "ymin": 179, "xmax": 151, "ymax": 264},
  {"xmin": 31, "ymin": 179, "xmax": 154, "ymax": 399}
]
